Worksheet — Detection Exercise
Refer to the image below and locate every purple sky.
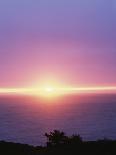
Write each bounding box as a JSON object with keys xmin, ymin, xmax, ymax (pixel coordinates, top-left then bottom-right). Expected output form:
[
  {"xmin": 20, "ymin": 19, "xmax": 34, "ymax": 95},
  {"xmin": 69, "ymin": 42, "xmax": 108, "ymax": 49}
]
[{"xmin": 0, "ymin": 0, "xmax": 116, "ymax": 87}]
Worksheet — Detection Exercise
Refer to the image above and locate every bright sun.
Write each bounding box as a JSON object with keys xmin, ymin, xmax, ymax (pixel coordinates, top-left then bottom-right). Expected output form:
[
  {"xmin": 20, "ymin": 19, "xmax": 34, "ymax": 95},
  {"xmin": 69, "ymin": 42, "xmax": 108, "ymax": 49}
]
[
  {"xmin": 31, "ymin": 80, "xmax": 67, "ymax": 97},
  {"xmin": 39, "ymin": 86, "xmax": 58, "ymax": 98},
  {"xmin": 45, "ymin": 87, "xmax": 55, "ymax": 93}
]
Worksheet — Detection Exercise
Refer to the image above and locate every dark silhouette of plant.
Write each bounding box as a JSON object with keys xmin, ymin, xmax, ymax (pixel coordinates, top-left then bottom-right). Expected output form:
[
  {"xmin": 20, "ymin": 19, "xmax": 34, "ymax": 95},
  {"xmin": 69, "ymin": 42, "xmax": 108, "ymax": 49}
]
[
  {"xmin": 45, "ymin": 130, "xmax": 67, "ymax": 147},
  {"xmin": 45, "ymin": 130, "xmax": 82, "ymax": 147},
  {"xmin": 69, "ymin": 134, "xmax": 82, "ymax": 145}
]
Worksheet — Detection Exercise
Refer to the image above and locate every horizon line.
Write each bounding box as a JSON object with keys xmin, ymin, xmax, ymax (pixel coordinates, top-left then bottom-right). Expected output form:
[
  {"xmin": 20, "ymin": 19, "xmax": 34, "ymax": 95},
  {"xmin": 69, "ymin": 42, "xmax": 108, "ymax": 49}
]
[{"xmin": 0, "ymin": 86, "xmax": 116, "ymax": 95}]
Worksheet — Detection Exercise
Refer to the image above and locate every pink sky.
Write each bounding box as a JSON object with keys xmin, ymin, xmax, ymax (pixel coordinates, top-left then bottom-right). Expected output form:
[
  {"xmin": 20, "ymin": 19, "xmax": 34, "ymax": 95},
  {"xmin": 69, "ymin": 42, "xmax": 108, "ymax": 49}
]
[{"xmin": 0, "ymin": 0, "xmax": 116, "ymax": 88}]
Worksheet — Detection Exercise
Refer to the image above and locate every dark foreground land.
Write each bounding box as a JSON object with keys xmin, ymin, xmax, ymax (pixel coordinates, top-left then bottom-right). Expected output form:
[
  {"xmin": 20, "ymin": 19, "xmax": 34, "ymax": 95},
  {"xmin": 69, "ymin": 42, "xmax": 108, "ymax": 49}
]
[{"xmin": 0, "ymin": 130, "xmax": 116, "ymax": 155}]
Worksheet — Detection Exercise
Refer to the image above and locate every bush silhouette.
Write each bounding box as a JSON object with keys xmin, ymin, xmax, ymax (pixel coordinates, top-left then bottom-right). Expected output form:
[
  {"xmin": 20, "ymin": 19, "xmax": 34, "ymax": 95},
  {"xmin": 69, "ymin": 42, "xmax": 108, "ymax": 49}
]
[
  {"xmin": 45, "ymin": 130, "xmax": 67, "ymax": 146},
  {"xmin": 69, "ymin": 134, "xmax": 82, "ymax": 144},
  {"xmin": 45, "ymin": 130, "xmax": 82, "ymax": 147}
]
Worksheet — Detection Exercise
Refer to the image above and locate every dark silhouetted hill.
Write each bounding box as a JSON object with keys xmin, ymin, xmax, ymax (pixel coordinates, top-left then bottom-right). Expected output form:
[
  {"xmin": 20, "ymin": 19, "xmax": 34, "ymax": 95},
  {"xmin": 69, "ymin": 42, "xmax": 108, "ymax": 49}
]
[{"xmin": 0, "ymin": 130, "xmax": 116, "ymax": 155}]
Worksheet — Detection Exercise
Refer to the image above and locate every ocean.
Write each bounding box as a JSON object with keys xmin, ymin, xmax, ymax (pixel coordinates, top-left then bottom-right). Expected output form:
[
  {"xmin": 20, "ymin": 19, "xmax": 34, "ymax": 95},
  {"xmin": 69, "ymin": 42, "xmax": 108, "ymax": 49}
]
[{"xmin": 0, "ymin": 94, "xmax": 116, "ymax": 146}]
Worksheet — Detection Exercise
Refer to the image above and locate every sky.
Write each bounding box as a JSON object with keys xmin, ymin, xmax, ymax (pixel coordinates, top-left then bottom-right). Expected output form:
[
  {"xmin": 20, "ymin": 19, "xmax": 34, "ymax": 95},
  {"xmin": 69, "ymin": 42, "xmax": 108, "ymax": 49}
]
[{"xmin": 0, "ymin": 0, "xmax": 116, "ymax": 88}]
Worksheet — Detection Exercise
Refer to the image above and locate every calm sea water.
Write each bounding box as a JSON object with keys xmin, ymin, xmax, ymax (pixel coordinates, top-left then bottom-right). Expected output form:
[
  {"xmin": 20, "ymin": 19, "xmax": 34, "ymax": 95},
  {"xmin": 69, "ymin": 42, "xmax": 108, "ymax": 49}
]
[{"xmin": 0, "ymin": 94, "xmax": 116, "ymax": 146}]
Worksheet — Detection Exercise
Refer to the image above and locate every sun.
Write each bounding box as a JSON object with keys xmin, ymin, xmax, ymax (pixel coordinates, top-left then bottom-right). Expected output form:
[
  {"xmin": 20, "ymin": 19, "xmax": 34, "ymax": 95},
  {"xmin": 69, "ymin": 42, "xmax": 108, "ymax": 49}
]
[
  {"xmin": 31, "ymin": 80, "xmax": 66, "ymax": 97},
  {"xmin": 45, "ymin": 87, "xmax": 55, "ymax": 93},
  {"xmin": 38, "ymin": 86, "xmax": 58, "ymax": 99}
]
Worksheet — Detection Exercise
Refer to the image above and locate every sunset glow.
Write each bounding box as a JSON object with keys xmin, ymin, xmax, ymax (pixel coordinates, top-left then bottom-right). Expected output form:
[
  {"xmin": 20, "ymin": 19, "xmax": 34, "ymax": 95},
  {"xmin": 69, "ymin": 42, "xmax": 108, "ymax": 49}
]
[
  {"xmin": 0, "ymin": 86, "xmax": 116, "ymax": 97},
  {"xmin": 45, "ymin": 87, "xmax": 55, "ymax": 93},
  {"xmin": 0, "ymin": 0, "xmax": 116, "ymax": 88}
]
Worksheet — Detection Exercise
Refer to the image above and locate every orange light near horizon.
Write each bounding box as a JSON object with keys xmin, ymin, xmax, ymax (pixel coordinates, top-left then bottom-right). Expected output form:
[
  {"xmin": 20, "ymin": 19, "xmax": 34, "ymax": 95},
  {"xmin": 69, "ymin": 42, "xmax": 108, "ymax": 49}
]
[{"xmin": 0, "ymin": 86, "xmax": 116, "ymax": 96}]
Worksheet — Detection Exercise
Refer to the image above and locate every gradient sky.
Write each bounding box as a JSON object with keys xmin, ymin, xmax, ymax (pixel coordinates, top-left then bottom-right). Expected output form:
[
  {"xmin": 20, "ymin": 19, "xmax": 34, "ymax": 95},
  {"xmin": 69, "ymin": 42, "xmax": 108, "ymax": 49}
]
[{"xmin": 0, "ymin": 0, "xmax": 116, "ymax": 88}]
